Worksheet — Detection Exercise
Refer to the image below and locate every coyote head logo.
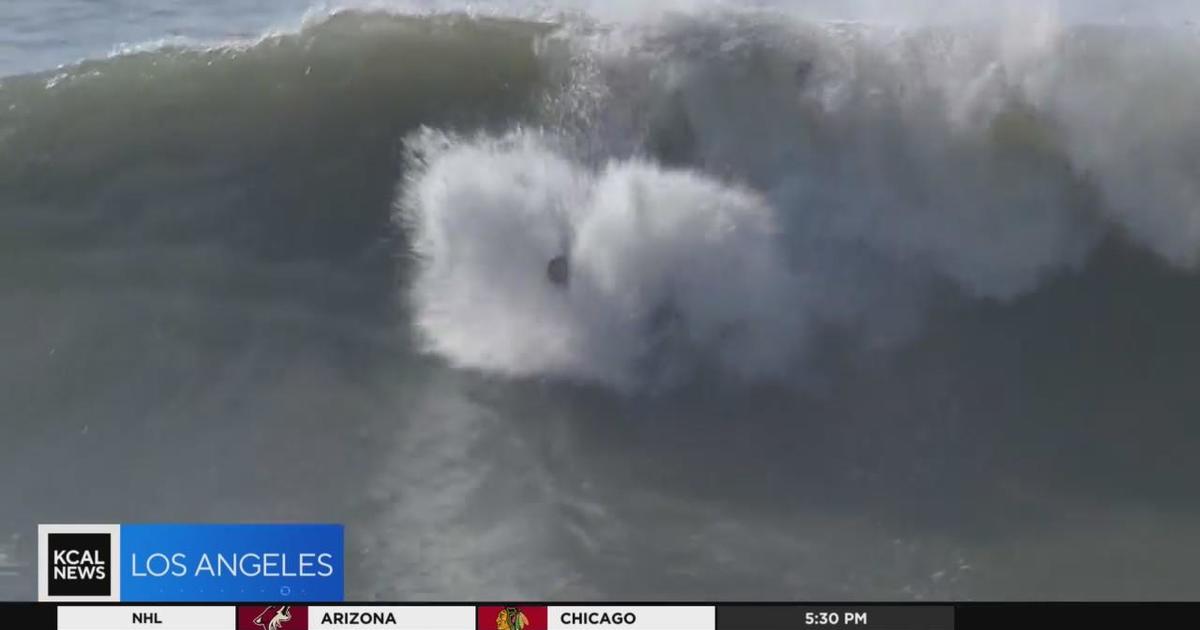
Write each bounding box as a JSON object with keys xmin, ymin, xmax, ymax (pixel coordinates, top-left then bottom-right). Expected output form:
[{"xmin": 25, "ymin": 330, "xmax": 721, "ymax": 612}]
[{"xmin": 252, "ymin": 606, "xmax": 292, "ymax": 630}]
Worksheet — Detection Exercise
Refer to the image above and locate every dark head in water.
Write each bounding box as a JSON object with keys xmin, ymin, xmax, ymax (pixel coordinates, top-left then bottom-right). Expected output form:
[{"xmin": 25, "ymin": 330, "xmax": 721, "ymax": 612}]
[
  {"xmin": 795, "ymin": 59, "xmax": 814, "ymax": 85},
  {"xmin": 547, "ymin": 255, "xmax": 570, "ymax": 288}
]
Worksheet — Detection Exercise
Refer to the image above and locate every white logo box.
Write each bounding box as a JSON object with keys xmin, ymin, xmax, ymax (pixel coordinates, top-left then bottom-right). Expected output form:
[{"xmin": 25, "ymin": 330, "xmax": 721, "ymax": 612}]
[{"xmin": 39, "ymin": 524, "xmax": 122, "ymax": 603}]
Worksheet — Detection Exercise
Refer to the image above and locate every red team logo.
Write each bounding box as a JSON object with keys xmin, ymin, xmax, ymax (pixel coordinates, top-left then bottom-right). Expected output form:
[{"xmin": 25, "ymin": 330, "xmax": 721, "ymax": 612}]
[
  {"xmin": 477, "ymin": 606, "xmax": 547, "ymax": 630},
  {"xmin": 237, "ymin": 605, "xmax": 308, "ymax": 630}
]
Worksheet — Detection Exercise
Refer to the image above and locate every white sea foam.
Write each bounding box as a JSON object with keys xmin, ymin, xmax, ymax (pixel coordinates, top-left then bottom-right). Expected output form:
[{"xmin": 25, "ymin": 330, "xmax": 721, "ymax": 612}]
[
  {"xmin": 401, "ymin": 130, "xmax": 805, "ymax": 388},
  {"xmin": 398, "ymin": 6, "xmax": 1200, "ymax": 388}
]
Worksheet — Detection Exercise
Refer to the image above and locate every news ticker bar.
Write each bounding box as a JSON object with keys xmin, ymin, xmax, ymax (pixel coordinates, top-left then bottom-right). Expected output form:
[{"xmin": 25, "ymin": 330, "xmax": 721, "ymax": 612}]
[
  {"xmin": 0, "ymin": 603, "xmax": 1197, "ymax": 630},
  {"xmin": 0, "ymin": 604, "xmax": 948, "ymax": 630}
]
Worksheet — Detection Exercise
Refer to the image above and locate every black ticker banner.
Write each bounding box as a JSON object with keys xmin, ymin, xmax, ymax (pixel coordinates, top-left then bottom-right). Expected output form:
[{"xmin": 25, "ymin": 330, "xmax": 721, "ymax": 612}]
[{"xmin": 0, "ymin": 602, "xmax": 1193, "ymax": 629}]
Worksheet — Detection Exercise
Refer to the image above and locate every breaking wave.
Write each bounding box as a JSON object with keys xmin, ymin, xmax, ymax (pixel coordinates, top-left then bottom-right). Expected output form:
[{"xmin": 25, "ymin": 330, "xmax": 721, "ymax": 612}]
[
  {"xmin": 401, "ymin": 130, "xmax": 802, "ymax": 388},
  {"xmin": 4, "ymin": 6, "xmax": 1200, "ymax": 388}
]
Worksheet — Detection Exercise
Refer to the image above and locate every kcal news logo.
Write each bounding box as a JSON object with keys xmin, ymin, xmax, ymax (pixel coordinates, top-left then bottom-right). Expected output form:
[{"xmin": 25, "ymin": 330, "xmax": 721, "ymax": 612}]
[
  {"xmin": 39, "ymin": 524, "xmax": 343, "ymax": 602},
  {"xmin": 39, "ymin": 524, "xmax": 121, "ymax": 601}
]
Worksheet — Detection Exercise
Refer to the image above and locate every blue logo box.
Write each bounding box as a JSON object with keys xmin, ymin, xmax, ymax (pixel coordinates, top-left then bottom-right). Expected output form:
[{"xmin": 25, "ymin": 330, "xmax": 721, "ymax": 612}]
[{"xmin": 120, "ymin": 524, "xmax": 344, "ymax": 602}]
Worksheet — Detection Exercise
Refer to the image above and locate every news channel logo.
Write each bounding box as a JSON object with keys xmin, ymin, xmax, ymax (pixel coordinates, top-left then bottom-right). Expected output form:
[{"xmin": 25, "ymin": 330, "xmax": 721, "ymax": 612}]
[{"xmin": 38, "ymin": 524, "xmax": 343, "ymax": 602}]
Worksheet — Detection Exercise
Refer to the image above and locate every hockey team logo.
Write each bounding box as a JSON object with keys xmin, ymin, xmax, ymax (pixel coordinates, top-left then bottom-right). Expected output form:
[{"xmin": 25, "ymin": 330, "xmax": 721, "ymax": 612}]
[
  {"xmin": 477, "ymin": 605, "xmax": 547, "ymax": 630},
  {"xmin": 38, "ymin": 524, "xmax": 121, "ymax": 601},
  {"xmin": 497, "ymin": 607, "xmax": 529, "ymax": 630},
  {"xmin": 237, "ymin": 605, "xmax": 308, "ymax": 630}
]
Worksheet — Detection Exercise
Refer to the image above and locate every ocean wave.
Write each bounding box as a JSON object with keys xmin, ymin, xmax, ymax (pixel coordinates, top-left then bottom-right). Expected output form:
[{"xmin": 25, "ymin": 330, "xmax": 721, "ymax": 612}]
[
  {"xmin": 399, "ymin": 9, "xmax": 1200, "ymax": 386},
  {"xmin": 0, "ymin": 12, "xmax": 554, "ymax": 264},
  {"xmin": 3, "ymin": 8, "xmax": 1200, "ymax": 388}
]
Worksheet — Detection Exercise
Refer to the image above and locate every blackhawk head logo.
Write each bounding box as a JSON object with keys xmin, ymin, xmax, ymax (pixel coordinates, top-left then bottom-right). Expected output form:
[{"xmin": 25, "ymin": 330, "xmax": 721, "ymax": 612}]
[{"xmin": 495, "ymin": 607, "xmax": 530, "ymax": 630}]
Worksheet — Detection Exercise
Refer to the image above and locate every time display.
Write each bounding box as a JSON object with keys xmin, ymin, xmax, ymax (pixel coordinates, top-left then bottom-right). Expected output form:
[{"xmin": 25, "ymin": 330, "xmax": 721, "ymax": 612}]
[{"xmin": 804, "ymin": 611, "xmax": 871, "ymax": 626}]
